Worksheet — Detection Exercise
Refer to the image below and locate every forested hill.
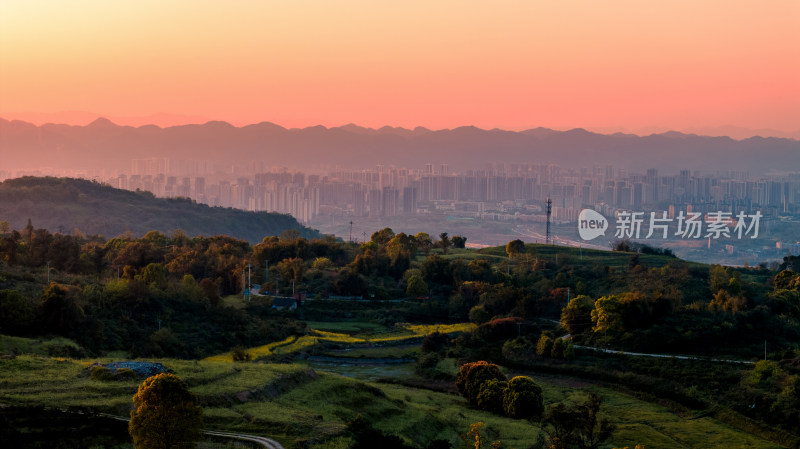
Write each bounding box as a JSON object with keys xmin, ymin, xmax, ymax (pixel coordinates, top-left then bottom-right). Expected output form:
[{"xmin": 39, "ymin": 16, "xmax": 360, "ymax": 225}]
[{"xmin": 0, "ymin": 177, "xmax": 319, "ymax": 242}]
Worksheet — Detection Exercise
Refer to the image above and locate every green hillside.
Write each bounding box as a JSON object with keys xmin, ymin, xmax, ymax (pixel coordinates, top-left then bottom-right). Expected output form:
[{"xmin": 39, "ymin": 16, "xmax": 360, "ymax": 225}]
[{"xmin": 0, "ymin": 177, "xmax": 319, "ymax": 242}]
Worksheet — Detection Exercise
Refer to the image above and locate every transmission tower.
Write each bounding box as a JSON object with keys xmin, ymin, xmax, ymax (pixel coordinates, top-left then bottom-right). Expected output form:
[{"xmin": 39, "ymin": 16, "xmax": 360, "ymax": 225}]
[{"xmin": 545, "ymin": 196, "xmax": 552, "ymax": 245}]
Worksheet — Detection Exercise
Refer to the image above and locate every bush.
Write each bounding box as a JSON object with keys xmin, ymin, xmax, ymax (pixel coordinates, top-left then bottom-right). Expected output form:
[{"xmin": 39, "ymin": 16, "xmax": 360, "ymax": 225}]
[
  {"xmin": 476, "ymin": 379, "xmax": 508, "ymax": 414},
  {"xmin": 421, "ymin": 331, "xmax": 450, "ymax": 353},
  {"xmin": 551, "ymin": 338, "xmax": 565, "ymax": 358},
  {"xmin": 503, "ymin": 376, "xmax": 544, "ymax": 420},
  {"xmin": 537, "ymin": 334, "xmax": 554, "ymax": 356},
  {"xmin": 115, "ymin": 368, "xmax": 139, "ymax": 381},
  {"xmin": 468, "ymin": 305, "xmax": 489, "ymax": 324},
  {"xmin": 415, "ymin": 352, "xmax": 440, "ymax": 377},
  {"xmin": 456, "ymin": 361, "xmax": 507, "ymax": 407},
  {"xmin": 231, "ymin": 345, "xmax": 252, "ymax": 362},
  {"xmin": 89, "ymin": 366, "xmax": 116, "ymax": 381}
]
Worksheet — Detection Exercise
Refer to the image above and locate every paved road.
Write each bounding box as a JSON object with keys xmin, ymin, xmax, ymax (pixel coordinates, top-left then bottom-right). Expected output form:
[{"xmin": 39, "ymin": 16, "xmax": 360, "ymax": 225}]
[
  {"xmin": 100, "ymin": 413, "xmax": 284, "ymax": 449},
  {"xmin": 204, "ymin": 430, "xmax": 284, "ymax": 449},
  {"xmin": 574, "ymin": 344, "xmax": 755, "ymax": 364}
]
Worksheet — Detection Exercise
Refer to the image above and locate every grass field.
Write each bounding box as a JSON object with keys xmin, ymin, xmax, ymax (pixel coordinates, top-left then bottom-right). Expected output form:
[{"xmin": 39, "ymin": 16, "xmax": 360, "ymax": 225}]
[
  {"xmin": 0, "ymin": 334, "xmax": 84, "ymax": 356},
  {"xmin": 204, "ymin": 322, "xmax": 476, "ymax": 362},
  {"xmin": 0, "ymin": 352, "xmax": 784, "ymax": 449}
]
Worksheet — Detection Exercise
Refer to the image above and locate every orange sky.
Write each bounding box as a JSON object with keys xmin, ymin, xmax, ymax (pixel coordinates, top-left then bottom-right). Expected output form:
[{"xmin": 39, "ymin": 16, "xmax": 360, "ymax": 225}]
[{"xmin": 1, "ymin": 0, "xmax": 798, "ymax": 132}]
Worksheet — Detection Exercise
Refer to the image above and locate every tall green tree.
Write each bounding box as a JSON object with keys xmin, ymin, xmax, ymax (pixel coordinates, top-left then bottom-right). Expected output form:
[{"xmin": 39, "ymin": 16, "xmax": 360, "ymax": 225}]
[
  {"xmin": 505, "ymin": 239, "xmax": 525, "ymax": 258},
  {"xmin": 406, "ymin": 274, "xmax": 429, "ymax": 297},
  {"xmin": 561, "ymin": 295, "xmax": 595, "ymax": 335}
]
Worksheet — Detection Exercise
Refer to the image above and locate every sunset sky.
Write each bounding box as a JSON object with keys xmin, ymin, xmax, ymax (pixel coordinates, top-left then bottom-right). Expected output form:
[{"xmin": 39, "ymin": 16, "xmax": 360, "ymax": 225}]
[{"xmin": 1, "ymin": 0, "xmax": 798, "ymax": 133}]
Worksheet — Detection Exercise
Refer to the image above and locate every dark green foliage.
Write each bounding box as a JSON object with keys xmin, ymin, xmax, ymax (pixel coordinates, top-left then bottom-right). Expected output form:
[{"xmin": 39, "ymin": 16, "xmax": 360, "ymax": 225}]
[
  {"xmin": 415, "ymin": 352, "xmax": 441, "ymax": 377},
  {"xmin": 0, "ymin": 289, "xmax": 36, "ymax": 334},
  {"xmin": 536, "ymin": 334, "xmax": 554, "ymax": 357},
  {"xmin": 89, "ymin": 366, "xmax": 116, "ymax": 381},
  {"xmin": 505, "ymin": 239, "xmax": 525, "ymax": 257},
  {"xmin": 561, "ymin": 295, "xmax": 594, "ymax": 335},
  {"xmin": 421, "ymin": 331, "xmax": 450, "ymax": 353},
  {"xmin": 426, "ymin": 439, "xmax": 452, "ymax": 449},
  {"xmin": 456, "ymin": 361, "xmax": 507, "ymax": 407},
  {"xmin": 347, "ymin": 415, "xmax": 414, "ymax": 449},
  {"xmin": 334, "ymin": 268, "xmax": 366, "ymax": 296},
  {"xmin": 503, "ymin": 376, "xmax": 544, "ymax": 420},
  {"xmin": 476, "ymin": 379, "xmax": 508, "ymax": 415},
  {"xmin": 231, "ymin": 345, "xmax": 252, "ymax": 362},
  {"xmin": 543, "ymin": 393, "xmax": 615, "ymax": 449}
]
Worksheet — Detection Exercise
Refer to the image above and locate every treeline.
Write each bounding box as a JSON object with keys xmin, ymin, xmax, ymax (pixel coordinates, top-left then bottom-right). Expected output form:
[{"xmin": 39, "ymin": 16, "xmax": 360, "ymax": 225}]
[{"xmin": 0, "ymin": 223, "xmax": 474, "ymax": 356}]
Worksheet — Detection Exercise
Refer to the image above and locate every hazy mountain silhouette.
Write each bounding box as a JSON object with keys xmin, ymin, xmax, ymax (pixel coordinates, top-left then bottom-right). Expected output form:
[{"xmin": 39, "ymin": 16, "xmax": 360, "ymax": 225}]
[
  {"xmin": 1, "ymin": 118, "xmax": 798, "ymax": 174},
  {"xmin": 0, "ymin": 177, "xmax": 320, "ymax": 242}
]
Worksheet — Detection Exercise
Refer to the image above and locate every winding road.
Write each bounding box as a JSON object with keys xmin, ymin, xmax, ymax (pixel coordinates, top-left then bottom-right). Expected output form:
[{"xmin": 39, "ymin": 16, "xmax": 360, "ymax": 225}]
[
  {"xmin": 573, "ymin": 344, "xmax": 755, "ymax": 364},
  {"xmin": 100, "ymin": 413, "xmax": 284, "ymax": 449},
  {"xmin": 204, "ymin": 430, "xmax": 284, "ymax": 449}
]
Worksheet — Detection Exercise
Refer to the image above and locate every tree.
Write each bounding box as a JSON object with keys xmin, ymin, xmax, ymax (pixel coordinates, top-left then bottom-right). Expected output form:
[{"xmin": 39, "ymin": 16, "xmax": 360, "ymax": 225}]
[
  {"xmin": 439, "ymin": 232, "xmax": 451, "ymax": 255},
  {"xmin": 505, "ymin": 239, "xmax": 525, "ymax": 258},
  {"xmin": 476, "ymin": 379, "xmax": 508, "ymax": 414},
  {"xmin": 0, "ymin": 289, "xmax": 36, "ymax": 334},
  {"xmin": 503, "ymin": 376, "xmax": 544, "ymax": 420},
  {"xmin": 312, "ymin": 257, "xmax": 334, "ymax": 270},
  {"xmin": 451, "ymin": 235, "xmax": 467, "ymax": 248},
  {"xmin": 334, "ymin": 268, "xmax": 366, "ymax": 296},
  {"xmin": 406, "ymin": 274, "xmax": 429, "ymax": 297},
  {"xmin": 371, "ymin": 227, "xmax": 396, "ymax": 246},
  {"xmin": 469, "ymin": 305, "xmax": 490, "ymax": 324},
  {"xmin": 456, "ymin": 361, "xmax": 507, "ymax": 407},
  {"xmin": 536, "ymin": 334, "xmax": 554, "ymax": 356},
  {"xmin": 129, "ymin": 373, "xmax": 203, "ymax": 449},
  {"xmin": 591, "ymin": 295, "xmax": 623, "ymax": 335},
  {"xmin": 415, "ymin": 232, "xmax": 433, "ymax": 256},
  {"xmin": 136, "ymin": 263, "xmax": 168, "ymax": 290},
  {"xmin": 561, "ymin": 295, "xmax": 595, "ymax": 335},
  {"xmin": 543, "ymin": 393, "xmax": 615, "ymax": 449}
]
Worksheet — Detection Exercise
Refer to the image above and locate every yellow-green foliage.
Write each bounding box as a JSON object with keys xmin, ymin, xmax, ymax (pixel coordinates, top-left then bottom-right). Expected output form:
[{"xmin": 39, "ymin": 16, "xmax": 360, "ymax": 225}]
[
  {"xmin": 204, "ymin": 336, "xmax": 298, "ymax": 362},
  {"xmin": 204, "ymin": 322, "xmax": 476, "ymax": 362}
]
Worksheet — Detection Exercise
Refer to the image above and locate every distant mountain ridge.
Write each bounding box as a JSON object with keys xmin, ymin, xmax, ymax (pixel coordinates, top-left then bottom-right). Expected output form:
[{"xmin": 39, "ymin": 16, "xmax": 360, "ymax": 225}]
[
  {"xmin": 1, "ymin": 118, "xmax": 798, "ymax": 174},
  {"xmin": 0, "ymin": 177, "xmax": 320, "ymax": 242}
]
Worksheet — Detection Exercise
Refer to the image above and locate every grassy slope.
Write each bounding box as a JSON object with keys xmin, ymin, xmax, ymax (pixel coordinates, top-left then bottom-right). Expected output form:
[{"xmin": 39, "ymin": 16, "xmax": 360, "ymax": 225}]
[
  {"xmin": 204, "ymin": 323, "xmax": 476, "ymax": 362},
  {"xmin": 0, "ymin": 353, "xmax": 782, "ymax": 449}
]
